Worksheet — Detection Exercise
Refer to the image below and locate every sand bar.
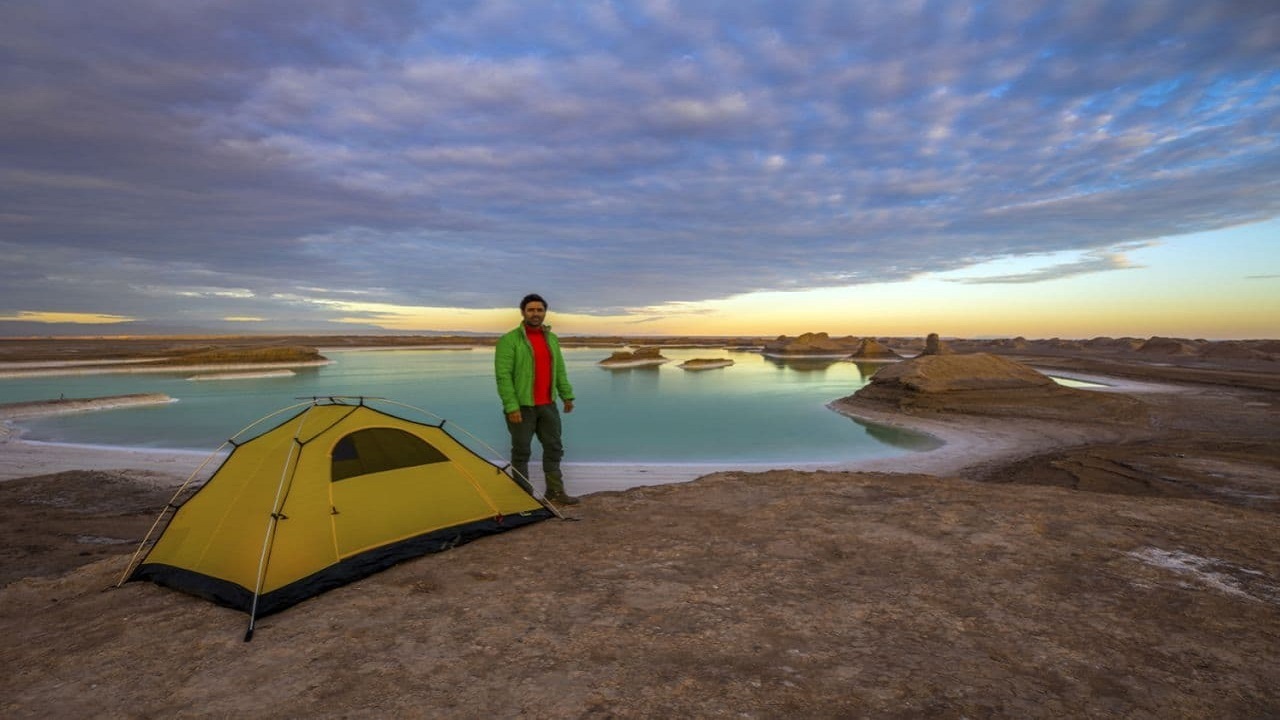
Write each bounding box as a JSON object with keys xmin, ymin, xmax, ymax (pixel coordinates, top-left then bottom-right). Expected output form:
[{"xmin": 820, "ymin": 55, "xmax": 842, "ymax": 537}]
[
  {"xmin": 0, "ymin": 359, "xmax": 330, "ymax": 379},
  {"xmin": 0, "ymin": 393, "xmax": 175, "ymax": 421},
  {"xmin": 188, "ymin": 370, "xmax": 296, "ymax": 381}
]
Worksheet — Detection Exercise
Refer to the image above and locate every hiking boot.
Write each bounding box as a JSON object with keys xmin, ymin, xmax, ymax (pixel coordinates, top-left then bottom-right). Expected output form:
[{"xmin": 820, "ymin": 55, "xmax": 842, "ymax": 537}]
[
  {"xmin": 545, "ymin": 490, "xmax": 581, "ymax": 506},
  {"xmin": 544, "ymin": 472, "xmax": 581, "ymax": 505}
]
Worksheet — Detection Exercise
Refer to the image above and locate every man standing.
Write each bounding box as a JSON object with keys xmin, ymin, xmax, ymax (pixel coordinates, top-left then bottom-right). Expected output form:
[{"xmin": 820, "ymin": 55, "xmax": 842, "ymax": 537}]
[{"xmin": 494, "ymin": 293, "xmax": 580, "ymax": 505}]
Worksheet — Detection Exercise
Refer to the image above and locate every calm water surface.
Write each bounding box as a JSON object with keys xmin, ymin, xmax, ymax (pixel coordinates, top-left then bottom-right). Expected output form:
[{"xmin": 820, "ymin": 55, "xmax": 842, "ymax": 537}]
[{"xmin": 0, "ymin": 347, "xmax": 938, "ymax": 464}]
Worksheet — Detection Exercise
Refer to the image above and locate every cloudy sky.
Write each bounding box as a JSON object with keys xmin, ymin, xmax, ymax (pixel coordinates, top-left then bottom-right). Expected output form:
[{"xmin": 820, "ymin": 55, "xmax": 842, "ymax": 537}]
[{"xmin": 2, "ymin": 1, "xmax": 1278, "ymax": 338}]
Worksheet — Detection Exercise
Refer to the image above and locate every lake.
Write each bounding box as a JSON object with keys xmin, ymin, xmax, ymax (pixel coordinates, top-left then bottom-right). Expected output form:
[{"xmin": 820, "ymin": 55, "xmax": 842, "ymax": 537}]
[{"xmin": 0, "ymin": 347, "xmax": 939, "ymax": 465}]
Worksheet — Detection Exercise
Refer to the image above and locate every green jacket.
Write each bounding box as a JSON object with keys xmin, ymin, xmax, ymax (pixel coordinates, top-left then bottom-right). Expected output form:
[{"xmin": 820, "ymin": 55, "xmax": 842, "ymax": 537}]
[{"xmin": 494, "ymin": 323, "xmax": 574, "ymax": 414}]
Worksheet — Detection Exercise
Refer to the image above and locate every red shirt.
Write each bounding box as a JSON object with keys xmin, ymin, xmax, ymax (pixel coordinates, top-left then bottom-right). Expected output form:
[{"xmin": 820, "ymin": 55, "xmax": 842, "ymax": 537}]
[{"xmin": 526, "ymin": 324, "xmax": 554, "ymax": 405}]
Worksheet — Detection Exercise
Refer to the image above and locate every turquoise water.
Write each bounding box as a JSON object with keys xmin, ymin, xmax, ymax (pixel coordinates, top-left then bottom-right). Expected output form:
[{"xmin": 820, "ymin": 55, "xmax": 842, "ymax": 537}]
[{"xmin": 0, "ymin": 347, "xmax": 936, "ymax": 464}]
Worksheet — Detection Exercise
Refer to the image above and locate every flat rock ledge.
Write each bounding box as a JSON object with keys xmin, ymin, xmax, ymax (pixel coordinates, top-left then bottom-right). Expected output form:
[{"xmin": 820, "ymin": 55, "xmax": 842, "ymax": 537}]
[
  {"xmin": 679, "ymin": 358, "xmax": 734, "ymax": 371},
  {"xmin": 599, "ymin": 347, "xmax": 670, "ymax": 368}
]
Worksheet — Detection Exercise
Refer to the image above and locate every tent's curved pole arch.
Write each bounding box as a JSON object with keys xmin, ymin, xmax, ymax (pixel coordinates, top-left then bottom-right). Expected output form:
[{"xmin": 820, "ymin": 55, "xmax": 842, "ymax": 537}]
[{"xmin": 116, "ymin": 399, "xmax": 321, "ymax": 589}]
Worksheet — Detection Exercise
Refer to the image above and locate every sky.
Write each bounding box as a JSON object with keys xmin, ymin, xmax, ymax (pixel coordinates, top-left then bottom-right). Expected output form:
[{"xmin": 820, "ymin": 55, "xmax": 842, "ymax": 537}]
[{"xmin": 1, "ymin": 1, "xmax": 1278, "ymax": 340}]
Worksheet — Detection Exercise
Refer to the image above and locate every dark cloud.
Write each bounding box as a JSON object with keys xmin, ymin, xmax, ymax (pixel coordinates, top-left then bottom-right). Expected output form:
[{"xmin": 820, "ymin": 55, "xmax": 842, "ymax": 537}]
[{"xmin": 1, "ymin": 0, "xmax": 1278, "ymax": 329}]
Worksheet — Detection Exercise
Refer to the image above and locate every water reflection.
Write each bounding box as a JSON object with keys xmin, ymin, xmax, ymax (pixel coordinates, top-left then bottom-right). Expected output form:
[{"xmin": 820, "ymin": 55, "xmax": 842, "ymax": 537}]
[
  {"xmin": 762, "ymin": 356, "xmax": 845, "ymax": 373},
  {"xmin": 850, "ymin": 361, "xmax": 888, "ymax": 382},
  {"xmin": 846, "ymin": 417, "xmax": 945, "ymax": 451},
  {"xmin": 598, "ymin": 364, "xmax": 665, "ymax": 372},
  {"xmin": 606, "ymin": 364, "xmax": 661, "ymax": 393}
]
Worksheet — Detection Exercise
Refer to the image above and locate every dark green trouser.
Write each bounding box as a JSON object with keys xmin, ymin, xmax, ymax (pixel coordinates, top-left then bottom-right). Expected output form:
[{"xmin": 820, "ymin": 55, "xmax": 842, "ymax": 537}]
[{"xmin": 506, "ymin": 404, "xmax": 563, "ymax": 483}]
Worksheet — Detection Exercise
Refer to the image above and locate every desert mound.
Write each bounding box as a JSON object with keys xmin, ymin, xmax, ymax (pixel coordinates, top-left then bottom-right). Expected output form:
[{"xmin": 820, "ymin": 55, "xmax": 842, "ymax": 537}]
[
  {"xmin": 849, "ymin": 338, "xmax": 900, "ymax": 359},
  {"xmin": 1137, "ymin": 336, "xmax": 1201, "ymax": 355},
  {"xmin": 847, "ymin": 353, "xmax": 1147, "ymax": 423},
  {"xmin": 762, "ymin": 332, "xmax": 860, "ymax": 357},
  {"xmin": 865, "ymin": 353, "xmax": 1055, "ymax": 392},
  {"xmin": 1199, "ymin": 341, "xmax": 1273, "ymax": 361}
]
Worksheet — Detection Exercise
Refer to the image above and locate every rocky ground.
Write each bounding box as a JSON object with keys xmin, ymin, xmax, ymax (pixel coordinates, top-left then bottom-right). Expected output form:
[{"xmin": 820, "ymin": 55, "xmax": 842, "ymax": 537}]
[{"xmin": 0, "ymin": 342, "xmax": 1277, "ymax": 719}]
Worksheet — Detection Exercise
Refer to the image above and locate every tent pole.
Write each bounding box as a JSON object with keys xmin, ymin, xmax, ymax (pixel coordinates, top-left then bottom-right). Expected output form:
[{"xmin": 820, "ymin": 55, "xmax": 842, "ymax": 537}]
[{"xmin": 245, "ymin": 405, "xmax": 313, "ymax": 641}]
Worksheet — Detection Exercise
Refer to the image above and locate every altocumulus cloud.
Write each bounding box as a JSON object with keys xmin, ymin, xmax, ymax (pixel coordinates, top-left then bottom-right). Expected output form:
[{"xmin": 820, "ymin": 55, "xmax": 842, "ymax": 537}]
[{"xmin": 1, "ymin": 0, "xmax": 1278, "ymax": 329}]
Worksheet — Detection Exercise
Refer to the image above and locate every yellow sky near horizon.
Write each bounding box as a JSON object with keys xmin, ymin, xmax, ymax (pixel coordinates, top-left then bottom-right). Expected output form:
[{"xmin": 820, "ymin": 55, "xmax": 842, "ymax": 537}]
[
  {"xmin": 5, "ymin": 222, "xmax": 1278, "ymax": 340},
  {"xmin": 328, "ymin": 226, "xmax": 1280, "ymax": 340}
]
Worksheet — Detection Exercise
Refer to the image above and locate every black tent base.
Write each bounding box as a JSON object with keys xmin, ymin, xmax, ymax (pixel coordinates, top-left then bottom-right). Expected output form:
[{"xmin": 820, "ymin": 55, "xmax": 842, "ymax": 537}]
[{"xmin": 130, "ymin": 509, "xmax": 552, "ymax": 619}]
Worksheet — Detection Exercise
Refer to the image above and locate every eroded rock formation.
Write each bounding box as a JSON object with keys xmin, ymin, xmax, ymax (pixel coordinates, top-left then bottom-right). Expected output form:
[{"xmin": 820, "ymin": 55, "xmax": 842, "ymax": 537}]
[
  {"xmin": 919, "ymin": 332, "xmax": 954, "ymax": 356},
  {"xmin": 598, "ymin": 347, "xmax": 670, "ymax": 367},
  {"xmin": 850, "ymin": 338, "xmax": 901, "ymax": 359},
  {"xmin": 845, "ymin": 352, "xmax": 1147, "ymax": 423},
  {"xmin": 763, "ymin": 332, "xmax": 861, "ymax": 356}
]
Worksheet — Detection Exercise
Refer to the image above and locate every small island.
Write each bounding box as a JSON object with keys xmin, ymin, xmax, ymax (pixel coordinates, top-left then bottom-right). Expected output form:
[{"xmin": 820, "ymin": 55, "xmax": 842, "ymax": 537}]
[
  {"xmin": 678, "ymin": 358, "xmax": 734, "ymax": 371},
  {"xmin": 597, "ymin": 347, "xmax": 670, "ymax": 368}
]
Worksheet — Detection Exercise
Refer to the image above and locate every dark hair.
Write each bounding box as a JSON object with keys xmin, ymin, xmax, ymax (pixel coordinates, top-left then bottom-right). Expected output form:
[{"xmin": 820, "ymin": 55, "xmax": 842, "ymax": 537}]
[{"xmin": 520, "ymin": 293, "xmax": 547, "ymax": 311}]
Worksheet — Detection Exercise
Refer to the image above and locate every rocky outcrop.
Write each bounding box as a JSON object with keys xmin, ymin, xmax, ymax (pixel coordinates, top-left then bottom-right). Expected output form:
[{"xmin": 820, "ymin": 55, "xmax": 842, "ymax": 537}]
[
  {"xmin": 598, "ymin": 347, "xmax": 670, "ymax": 368},
  {"xmin": 846, "ymin": 353, "xmax": 1147, "ymax": 423},
  {"xmin": 849, "ymin": 339, "xmax": 901, "ymax": 359},
  {"xmin": 918, "ymin": 333, "xmax": 954, "ymax": 356},
  {"xmin": 763, "ymin": 332, "xmax": 860, "ymax": 357}
]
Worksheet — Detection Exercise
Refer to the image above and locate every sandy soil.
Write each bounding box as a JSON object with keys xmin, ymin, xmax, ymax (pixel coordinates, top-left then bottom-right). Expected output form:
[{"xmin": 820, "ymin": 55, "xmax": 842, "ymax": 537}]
[{"xmin": 0, "ymin": 344, "xmax": 1277, "ymax": 718}]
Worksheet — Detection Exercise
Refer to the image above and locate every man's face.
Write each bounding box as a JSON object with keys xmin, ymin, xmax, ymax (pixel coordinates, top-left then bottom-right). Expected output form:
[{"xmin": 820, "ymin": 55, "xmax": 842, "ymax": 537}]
[{"xmin": 522, "ymin": 301, "xmax": 547, "ymax": 327}]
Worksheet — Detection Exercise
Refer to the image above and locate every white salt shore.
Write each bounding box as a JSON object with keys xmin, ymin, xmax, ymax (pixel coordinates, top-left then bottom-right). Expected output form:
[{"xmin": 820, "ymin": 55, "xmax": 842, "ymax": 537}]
[
  {"xmin": 188, "ymin": 370, "xmax": 296, "ymax": 381},
  {"xmin": 0, "ymin": 409, "xmax": 1081, "ymax": 490}
]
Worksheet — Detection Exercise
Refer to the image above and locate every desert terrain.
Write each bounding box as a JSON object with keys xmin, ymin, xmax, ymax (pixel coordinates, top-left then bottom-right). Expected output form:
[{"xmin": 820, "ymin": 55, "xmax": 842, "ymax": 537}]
[{"xmin": 0, "ymin": 334, "xmax": 1277, "ymax": 718}]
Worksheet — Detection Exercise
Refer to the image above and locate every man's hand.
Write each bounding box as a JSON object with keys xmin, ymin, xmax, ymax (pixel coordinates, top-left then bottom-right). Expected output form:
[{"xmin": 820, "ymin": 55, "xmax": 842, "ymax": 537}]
[
  {"xmin": 564, "ymin": 399, "xmax": 575, "ymax": 413},
  {"xmin": 506, "ymin": 410, "xmax": 523, "ymax": 423}
]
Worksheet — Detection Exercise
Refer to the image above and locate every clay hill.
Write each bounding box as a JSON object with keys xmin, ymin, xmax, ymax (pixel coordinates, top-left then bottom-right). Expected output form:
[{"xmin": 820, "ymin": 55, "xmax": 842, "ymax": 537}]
[
  {"xmin": 849, "ymin": 338, "xmax": 901, "ymax": 359},
  {"xmin": 763, "ymin": 332, "xmax": 862, "ymax": 356},
  {"xmin": 845, "ymin": 352, "xmax": 1147, "ymax": 423}
]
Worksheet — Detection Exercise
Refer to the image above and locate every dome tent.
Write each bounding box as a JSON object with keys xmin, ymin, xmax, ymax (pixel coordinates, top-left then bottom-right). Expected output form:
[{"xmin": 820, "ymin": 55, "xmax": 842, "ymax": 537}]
[{"xmin": 122, "ymin": 397, "xmax": 555, "ymax": 639}]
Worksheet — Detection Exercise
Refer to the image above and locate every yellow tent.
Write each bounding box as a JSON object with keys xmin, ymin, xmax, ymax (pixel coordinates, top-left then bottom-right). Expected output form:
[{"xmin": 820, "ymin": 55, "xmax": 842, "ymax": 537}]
[{"xmin": 126, "ymin": 399, "xmax": 552, "ymax": 634}]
